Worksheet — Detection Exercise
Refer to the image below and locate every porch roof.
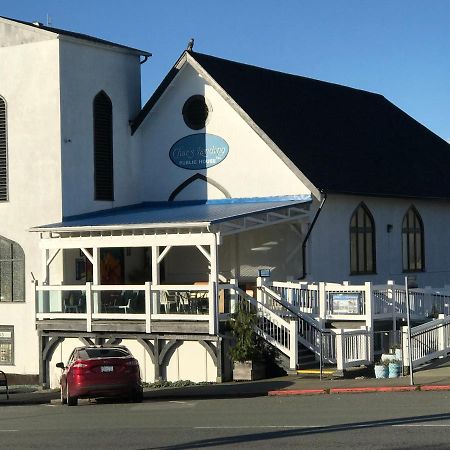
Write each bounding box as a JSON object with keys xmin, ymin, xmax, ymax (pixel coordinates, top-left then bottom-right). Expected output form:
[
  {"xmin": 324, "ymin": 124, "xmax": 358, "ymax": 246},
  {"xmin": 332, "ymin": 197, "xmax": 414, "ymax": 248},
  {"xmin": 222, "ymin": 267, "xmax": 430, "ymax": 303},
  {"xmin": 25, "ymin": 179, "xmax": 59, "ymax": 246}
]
[{"xmin": 32, "ymin": 196, "xmax": 312, "ymax": 233}]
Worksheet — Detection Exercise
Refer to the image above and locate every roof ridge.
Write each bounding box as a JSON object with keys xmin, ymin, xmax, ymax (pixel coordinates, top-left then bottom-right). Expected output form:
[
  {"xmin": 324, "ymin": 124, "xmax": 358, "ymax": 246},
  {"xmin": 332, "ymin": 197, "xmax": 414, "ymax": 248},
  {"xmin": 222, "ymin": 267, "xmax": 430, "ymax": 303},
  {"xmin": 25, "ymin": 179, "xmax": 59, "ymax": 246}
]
[{"xmin": 0, "ymin": 15, "xmax": 151, "ymax": 56}]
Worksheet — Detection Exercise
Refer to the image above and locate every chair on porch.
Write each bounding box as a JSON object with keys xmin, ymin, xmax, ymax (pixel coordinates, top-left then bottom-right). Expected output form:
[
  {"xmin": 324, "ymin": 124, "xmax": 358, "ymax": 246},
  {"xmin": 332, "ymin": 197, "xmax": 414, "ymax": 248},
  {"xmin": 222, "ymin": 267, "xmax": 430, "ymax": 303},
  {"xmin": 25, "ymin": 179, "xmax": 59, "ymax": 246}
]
[
  {"xmin": 161, "ymin": 291, "xmax": 179, "ymax": 313},
  {"xmin": 115, "ymin": 291, "xmax": 139, "ymax": 314},
  {"xmin": 64, "ymin": 291, "xmax": 85, "ymax": 313}
]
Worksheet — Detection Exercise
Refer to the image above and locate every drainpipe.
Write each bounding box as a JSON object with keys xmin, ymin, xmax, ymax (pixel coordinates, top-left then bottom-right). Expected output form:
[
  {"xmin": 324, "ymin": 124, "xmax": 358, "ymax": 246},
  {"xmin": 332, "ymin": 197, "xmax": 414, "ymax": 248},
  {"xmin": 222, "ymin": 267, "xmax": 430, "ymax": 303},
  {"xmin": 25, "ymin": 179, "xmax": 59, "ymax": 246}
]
[{"xmin": 299, "ymin": 192, "xmax": 327, "ymax": 280}]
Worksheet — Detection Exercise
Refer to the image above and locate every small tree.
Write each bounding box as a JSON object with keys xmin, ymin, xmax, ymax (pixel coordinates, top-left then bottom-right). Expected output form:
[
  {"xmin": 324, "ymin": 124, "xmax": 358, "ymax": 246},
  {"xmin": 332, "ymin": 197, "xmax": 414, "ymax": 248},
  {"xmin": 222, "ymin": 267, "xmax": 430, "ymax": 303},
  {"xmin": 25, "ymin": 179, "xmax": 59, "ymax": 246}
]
[{"xmin": 229, "ymin": 302, "xmax": 263, "ymax": 363}]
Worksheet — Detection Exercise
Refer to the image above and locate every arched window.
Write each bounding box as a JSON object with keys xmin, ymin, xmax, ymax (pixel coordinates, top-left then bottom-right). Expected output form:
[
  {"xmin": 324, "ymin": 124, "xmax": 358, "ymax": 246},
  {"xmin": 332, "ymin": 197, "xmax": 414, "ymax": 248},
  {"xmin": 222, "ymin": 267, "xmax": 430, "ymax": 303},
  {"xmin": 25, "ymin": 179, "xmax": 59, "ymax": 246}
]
[
  {"xmin": 93, "ymin": 91, "xmax": 113, "ymax": 201},
  {"xmin": 0, "ymin": 236, "xmax": 25, "ymax": 302},
  {"xmin": 0, "ymin": 96, "xmax": 8, "ymax": 201},
  {"xmin": 402, "ymin": 206, "xmax": 424, "ymax": 272},
  {"xmin": 350, "ymin": 203, "xmax": 376, "ymax": 274}
]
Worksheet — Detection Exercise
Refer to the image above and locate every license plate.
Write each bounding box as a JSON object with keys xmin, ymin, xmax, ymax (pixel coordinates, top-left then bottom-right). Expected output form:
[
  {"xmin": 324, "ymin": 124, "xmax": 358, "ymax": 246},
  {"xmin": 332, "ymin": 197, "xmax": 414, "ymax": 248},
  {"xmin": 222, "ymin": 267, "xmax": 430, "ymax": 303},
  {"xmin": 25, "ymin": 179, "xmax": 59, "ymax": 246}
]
[{"xmin": 101, "ymin": 366, "xmax": 114, "ymax": 373}]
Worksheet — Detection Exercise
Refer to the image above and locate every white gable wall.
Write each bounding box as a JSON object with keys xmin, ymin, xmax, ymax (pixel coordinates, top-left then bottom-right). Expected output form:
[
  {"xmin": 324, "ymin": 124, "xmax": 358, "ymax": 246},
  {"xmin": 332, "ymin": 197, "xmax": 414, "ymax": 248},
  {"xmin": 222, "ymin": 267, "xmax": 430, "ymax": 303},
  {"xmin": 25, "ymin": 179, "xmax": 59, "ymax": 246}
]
[
  {"xmin": 59, "ymin": 39, "xmax": 142, "ymax": 216},
  {"xmin": 0, "ymin": 39, "xmax": 63, "ymax": 375},
  {"xmin": 309, "ymin": 194, "xmax": 450, "ymax": 286},
  {"xmin": 0, "ymin": 19, "xmax": 55, "ymax": 47},
  {"xmin": 137, "ymin": 63, "xmax": 310, "ymax": 201}
]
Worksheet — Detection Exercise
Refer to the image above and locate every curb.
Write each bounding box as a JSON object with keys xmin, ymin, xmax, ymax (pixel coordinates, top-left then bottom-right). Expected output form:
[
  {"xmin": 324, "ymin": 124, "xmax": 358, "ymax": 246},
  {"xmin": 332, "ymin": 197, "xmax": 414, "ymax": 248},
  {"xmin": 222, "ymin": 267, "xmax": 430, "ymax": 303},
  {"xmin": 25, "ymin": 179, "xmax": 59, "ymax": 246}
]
[
  {"xmin": 268, "ymin": 389, "xmax": 327, "ymax": 396},
  {"xmin": 268, "ymin": 384, "xmax": 450, "ymax": 396}
]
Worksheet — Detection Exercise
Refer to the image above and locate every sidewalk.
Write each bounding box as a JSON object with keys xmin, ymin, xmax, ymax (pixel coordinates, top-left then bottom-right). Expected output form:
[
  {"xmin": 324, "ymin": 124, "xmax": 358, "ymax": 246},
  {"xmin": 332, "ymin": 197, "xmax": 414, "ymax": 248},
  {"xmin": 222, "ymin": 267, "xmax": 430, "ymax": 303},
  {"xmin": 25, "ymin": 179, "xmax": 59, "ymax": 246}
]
[{"xmin": 1, "ymin": 357, "xmax": 450, "ymax": 405}]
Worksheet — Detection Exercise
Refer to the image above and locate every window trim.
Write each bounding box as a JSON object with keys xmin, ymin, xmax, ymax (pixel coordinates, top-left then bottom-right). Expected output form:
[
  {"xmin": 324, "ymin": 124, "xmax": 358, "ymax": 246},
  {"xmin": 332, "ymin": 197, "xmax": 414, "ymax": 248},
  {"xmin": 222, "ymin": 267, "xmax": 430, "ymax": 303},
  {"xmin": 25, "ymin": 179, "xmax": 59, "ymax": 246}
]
[
  {"xmin": 93, "ymin": 90, "xmax": 114, "ymax": 202},
  {"xmin": 182, "ymin": 95, "xmax": 210, "ymax": 130},
  {"xmin": 0, "ymin": 326, "xmax": 14, "ymax": 366},
  {"xmin": 349, "ymin": 203, "xmax": 377, "ymax": 275},
  {"xmin": 0, "ymin": 235, "xmax": 25, "ymax": 303},
  {"xmin": 402, "ymin": 206, "xmax": 425, "ymax": 273}
]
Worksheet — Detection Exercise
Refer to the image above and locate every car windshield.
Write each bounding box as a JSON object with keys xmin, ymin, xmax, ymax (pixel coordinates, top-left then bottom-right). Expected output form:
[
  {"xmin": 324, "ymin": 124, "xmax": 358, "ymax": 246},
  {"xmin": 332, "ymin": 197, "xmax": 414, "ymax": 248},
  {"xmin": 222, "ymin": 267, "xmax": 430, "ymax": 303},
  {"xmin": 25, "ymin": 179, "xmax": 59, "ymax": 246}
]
[{"xmin": 78, "ymin": 348, "xmax": 130, "ymax": 360}]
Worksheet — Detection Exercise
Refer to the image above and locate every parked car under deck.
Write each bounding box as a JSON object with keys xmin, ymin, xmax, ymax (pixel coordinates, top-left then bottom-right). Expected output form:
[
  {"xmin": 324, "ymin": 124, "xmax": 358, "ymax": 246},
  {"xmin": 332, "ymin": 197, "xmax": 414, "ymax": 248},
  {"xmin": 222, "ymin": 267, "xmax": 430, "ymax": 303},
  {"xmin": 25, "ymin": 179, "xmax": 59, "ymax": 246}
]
[{"xmin": 56, "ymin": 346, "xmax": 143, "ymax": 406}]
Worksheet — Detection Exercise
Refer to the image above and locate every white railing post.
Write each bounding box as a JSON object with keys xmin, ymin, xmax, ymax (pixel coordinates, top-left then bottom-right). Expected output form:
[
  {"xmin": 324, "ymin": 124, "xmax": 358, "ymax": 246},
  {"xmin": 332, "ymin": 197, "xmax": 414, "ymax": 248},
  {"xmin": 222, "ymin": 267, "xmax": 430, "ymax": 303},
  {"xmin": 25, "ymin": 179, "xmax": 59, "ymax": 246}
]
[
  {"xmin": 319, "ymin": 282, "xmax": 326, "ymax": 326},
  {"xmin": 365, "ymin": 282, "xmax": 374, "ymax": 362},
  {"xmin": 86, "ymin": 282, "xmax": 92, "ymax": 333},
  {"xmin": 208, "ymin": 276, "xmax": 217, "ymax": 335},
  {"xmin": 387, "ymin": 280, "xmax": 395, "ymax": 329},
  {"xmin": 335, "ymin": 329, "xmax": 345, "ymax": 375},
  {"xmin": 289, "ymin": 319, "xmax": 298, "ymax": 370},
  {"xmin": 145, "ymin": 282, "xmax": 152, "ymax": 334},
  {"xmin": 402, "ymin": 325, "xmax": 410, "ymax": 371},
  {"xmin": 438, "ymin": 314, "xmax": 445, "ymax": 356},
  {"xmin": 230, "ymin": 278, "xmax": 238, "ymax": 313},
  {"xmin": 257, "ymin": 277, "xmax": 264, "ymax": 305}
]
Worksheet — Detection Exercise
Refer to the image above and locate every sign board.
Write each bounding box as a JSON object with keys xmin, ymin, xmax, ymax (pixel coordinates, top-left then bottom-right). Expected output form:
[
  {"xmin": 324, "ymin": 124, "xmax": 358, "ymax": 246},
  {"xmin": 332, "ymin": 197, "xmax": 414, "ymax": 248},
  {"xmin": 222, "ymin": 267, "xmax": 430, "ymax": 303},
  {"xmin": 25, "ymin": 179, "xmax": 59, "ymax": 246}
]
[
  {"xmin": 0, "ymin": 331, "xmax": 11, "ymax": 339},
  {"xmin": 258, "ymin": 268, "xmax": 271, "ymax": 278},
  {"xmin": 169, "ymin": 134, "xmax": 229, "ymax": 170},
  {"xmin": 330, "ymin": 293, "xmax": 361, "ymax": 315}
]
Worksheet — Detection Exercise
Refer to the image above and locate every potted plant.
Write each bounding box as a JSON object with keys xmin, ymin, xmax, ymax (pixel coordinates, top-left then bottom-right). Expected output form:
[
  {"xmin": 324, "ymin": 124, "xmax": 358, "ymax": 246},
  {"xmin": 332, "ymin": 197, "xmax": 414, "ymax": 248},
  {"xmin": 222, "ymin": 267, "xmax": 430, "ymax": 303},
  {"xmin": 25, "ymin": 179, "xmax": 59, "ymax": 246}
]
[
  {"xmin": 229, "ymin": 302, "xmax": 266, "ymax": 381},
  {"xmin": 374, "ymin": 359, "xmax": 389, "ymax": 379},
  {"xmin": 388, "ymin": 359, "xmax": 402, "ymax": 378}
]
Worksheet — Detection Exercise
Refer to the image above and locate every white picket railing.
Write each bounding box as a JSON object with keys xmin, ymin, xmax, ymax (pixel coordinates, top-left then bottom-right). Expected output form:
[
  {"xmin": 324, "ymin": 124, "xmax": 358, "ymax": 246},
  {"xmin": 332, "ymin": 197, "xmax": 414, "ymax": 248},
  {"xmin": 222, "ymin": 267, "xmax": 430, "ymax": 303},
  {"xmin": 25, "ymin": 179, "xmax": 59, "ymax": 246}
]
[
  {"xmin": 259, "ymin": 284, "xmax": 373, "ymax": 371},
  {"xmin": 34, "ymin": 281, "xmax": 213, "ymax": 333},
  {"xmin": 373, "ymin": 283, "xmax": 450, "ymax": 319},
  {"xmin": 402, "ymin": 315, "xmax": 450, "ymax": 369}
]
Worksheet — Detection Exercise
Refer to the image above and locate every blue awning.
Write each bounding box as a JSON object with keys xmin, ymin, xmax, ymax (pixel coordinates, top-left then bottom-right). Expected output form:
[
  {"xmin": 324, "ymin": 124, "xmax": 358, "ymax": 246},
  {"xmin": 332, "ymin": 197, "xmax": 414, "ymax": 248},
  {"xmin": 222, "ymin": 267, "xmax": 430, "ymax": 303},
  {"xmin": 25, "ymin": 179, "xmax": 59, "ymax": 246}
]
[{"xmin": 32, "ymin": 196, "xmax": 311, "ymax": 231}]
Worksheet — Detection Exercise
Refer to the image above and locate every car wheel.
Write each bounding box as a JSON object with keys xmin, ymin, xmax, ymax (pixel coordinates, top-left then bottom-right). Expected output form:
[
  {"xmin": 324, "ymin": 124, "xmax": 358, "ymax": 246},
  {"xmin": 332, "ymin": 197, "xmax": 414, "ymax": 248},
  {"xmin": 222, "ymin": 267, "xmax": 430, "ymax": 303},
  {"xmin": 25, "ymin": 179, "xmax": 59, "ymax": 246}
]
[
  {"xmin": 67, "ymin": 383, "xmax": 78, "ymax": 406},
  {"xmin": 130, "ymin": 389, "xmax": 143, "ymax": 403},
  {"xmin": 60, "ymin": 384, "xmax": 67, "ymax": 405}
]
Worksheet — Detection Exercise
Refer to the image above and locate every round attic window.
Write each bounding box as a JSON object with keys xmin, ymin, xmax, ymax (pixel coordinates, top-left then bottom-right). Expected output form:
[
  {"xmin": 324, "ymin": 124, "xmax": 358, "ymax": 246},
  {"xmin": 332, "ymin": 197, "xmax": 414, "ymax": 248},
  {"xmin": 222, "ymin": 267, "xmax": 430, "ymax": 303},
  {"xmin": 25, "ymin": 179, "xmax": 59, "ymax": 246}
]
[{"xmin": 182, "ymin": 95, "xmax": 209, "ymax": 130}]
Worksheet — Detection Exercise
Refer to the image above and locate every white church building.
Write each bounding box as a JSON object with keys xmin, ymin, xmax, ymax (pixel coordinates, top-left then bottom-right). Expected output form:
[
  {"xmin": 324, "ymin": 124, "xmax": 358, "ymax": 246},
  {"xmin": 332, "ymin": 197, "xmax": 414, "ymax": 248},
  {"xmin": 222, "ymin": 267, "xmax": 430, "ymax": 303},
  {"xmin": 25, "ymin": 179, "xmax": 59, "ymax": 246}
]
[{"xmin": 1, "ymin": 16, "xmax": 450, "ymax": 387}]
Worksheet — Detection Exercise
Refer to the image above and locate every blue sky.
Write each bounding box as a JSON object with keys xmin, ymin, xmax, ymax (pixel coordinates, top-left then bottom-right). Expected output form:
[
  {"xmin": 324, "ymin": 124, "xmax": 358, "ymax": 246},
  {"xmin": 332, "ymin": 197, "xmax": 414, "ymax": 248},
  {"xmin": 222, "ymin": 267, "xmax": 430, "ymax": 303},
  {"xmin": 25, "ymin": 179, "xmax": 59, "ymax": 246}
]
[{"xmin": 3, "ymin": 1, "xmax": 450, "ymax": 141}]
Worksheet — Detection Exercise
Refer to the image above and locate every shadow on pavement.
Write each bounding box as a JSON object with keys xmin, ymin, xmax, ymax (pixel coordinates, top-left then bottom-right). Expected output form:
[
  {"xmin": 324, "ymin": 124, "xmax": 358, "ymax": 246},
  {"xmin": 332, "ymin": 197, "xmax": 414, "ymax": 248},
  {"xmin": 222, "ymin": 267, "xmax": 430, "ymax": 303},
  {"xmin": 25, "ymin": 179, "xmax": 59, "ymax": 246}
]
[
  {"xmin": 149, "ymin": 411, "xmax": 450, "ymax": 450},
  {"xmin": 144, "ymin": 379, "xmax": 295, "ymax": 400}
]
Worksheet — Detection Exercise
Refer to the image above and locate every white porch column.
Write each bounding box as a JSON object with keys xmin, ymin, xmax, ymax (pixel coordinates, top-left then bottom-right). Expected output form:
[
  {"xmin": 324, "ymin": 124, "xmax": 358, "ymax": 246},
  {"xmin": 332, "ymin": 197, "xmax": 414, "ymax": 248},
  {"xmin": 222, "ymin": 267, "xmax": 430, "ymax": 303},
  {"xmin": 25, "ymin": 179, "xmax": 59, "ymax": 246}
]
[
  {"xmin": 151, "ymin": 246, "xmax": 159, "ymax": 313},
  {"xmin": 209, "ymin": 234, "xmax": 219, "ymax": 335},
  {"xmin": 41, "ymin": 249, "xmax": 49, "ymax": 284},
  {"xmin": 92, "ymin": 248, "xmax": 100, "ymax": 313}
]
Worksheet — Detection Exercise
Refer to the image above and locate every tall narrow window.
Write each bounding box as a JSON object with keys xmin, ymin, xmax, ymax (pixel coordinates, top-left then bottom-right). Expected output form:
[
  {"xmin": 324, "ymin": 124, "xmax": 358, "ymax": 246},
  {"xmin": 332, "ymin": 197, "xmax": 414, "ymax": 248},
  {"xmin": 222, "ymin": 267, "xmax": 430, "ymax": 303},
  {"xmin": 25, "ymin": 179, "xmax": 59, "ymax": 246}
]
[
  {"xmin": 0, "ymin": 96, "xmax": 8, "ymax": 201},
  {"xmin": 402, "ymin": 206, "xmax": 424, "ymax": 272},
  {"xmin": 0, "ymin": 236, "xmax": 24, "ymax": 302},
  {"xmin": 350, "ymin": 203, "xmax": 376, "ymax": 274},
  {"xmin": 93, "ymin": 91, "xmax": 113, "ymax": 201}
]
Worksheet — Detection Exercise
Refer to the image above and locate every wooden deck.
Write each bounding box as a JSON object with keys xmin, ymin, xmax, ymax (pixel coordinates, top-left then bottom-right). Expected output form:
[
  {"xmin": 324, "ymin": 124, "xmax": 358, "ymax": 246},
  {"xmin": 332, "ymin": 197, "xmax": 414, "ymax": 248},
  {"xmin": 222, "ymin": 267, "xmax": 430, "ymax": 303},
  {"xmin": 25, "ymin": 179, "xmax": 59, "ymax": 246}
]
[{"xmin": 36, "ymin": 319, "xmax": 210, "ymax": 334}]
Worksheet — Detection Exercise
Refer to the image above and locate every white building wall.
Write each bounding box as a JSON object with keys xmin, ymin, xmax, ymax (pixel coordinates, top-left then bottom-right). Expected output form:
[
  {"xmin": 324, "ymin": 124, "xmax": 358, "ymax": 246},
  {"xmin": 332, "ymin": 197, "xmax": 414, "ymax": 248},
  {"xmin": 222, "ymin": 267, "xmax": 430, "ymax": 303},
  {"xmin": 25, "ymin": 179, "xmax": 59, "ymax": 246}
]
[
  {"xmin": 137, "ymin": 63, "xmax": 310, "ymax": 202},
  {"xmin": 0, "ymin": 38, "xmax": 63, "ymax": 376},
  {"xmin": 309, "ymin": 194, "xmax": 450, "ymax": 286},
  {"xmin": 59, "ymin": 39, "xmax": 142, "ymax": 217}
]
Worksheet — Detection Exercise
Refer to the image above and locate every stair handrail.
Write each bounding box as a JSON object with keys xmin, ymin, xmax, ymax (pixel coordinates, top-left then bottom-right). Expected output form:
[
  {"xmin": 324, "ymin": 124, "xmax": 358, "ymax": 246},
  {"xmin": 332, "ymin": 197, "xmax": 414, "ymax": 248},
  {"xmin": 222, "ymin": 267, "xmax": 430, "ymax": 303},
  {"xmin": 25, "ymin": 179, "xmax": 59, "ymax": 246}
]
[
  {"xmin": 259, "ymin": 285, "xmax": 337, "ymax": 364},
  {"xmin": 227, "ymin": 285, "xmax": 298, "ymax": 368}
]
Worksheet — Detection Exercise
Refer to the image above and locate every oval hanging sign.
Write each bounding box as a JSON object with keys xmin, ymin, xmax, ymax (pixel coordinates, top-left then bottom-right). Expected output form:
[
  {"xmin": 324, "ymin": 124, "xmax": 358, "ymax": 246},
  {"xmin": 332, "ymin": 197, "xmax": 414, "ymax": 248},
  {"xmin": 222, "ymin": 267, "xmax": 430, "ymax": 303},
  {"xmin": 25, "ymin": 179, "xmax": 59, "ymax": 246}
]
[{"xmin": 169, "ymin": 134, "xmax": 229, "ymax": 170}]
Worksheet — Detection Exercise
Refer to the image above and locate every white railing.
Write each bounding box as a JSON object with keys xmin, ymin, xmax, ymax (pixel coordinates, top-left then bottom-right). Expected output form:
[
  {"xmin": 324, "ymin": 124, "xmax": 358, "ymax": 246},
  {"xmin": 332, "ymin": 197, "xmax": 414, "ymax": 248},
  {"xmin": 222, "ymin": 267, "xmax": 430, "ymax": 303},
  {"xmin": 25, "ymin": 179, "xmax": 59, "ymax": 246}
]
[
  {"xmin": 402, "ymin": 315, "xmax": 450, "ymax": 369},
  {"xmin": 335, "ymin": 329, "xmax": 372, "ymax": 372},
  {"xmin": 220, "ymin": 284, "xmax": 298, "ymax": 370},
  {"xmin": 263, "ymin": 279, "xmax": 372, "ymax": 325},
  {"xmin": 258, "ymin": 284, "xmax": 372, "ymax": 371},
  {"xmin": 35, "ymin": 281, "xmax": 213, "ymax": 334},
  {"xmin": 373, "ymin": 283, "xmax": 450, "ymax": 319}
]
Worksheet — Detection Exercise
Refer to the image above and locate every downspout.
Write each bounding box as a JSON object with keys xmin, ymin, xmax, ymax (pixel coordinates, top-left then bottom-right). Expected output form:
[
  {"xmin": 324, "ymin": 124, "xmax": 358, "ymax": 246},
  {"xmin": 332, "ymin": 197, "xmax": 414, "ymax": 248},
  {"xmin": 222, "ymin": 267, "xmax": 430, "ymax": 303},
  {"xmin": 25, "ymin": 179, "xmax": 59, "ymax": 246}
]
[{"xmin": 299, "ymin": 192, "xmax": 327, "ymax": 280}]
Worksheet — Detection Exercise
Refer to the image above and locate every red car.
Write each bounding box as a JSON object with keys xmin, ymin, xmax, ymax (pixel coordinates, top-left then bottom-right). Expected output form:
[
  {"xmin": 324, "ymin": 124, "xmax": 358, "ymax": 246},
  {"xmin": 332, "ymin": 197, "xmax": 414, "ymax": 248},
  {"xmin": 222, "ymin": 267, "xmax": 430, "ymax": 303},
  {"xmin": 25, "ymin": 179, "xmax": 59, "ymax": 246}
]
[{"xmin": 56, "ymin": 346, "xmax": 143, "ymax": 406}]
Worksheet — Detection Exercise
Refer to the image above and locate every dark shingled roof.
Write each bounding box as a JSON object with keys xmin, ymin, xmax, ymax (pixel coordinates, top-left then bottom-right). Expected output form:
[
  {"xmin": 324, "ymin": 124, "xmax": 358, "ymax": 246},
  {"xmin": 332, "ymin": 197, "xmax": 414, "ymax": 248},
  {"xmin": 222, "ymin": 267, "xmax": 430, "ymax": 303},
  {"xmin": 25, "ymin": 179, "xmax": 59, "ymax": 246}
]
[
  {"xmin": 0, "ymin": 16, "xmax": 151, "ymax": 56},
  {"xmin": 135, "ymin": 50, "xmax": 450, "ymax": 200}
]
